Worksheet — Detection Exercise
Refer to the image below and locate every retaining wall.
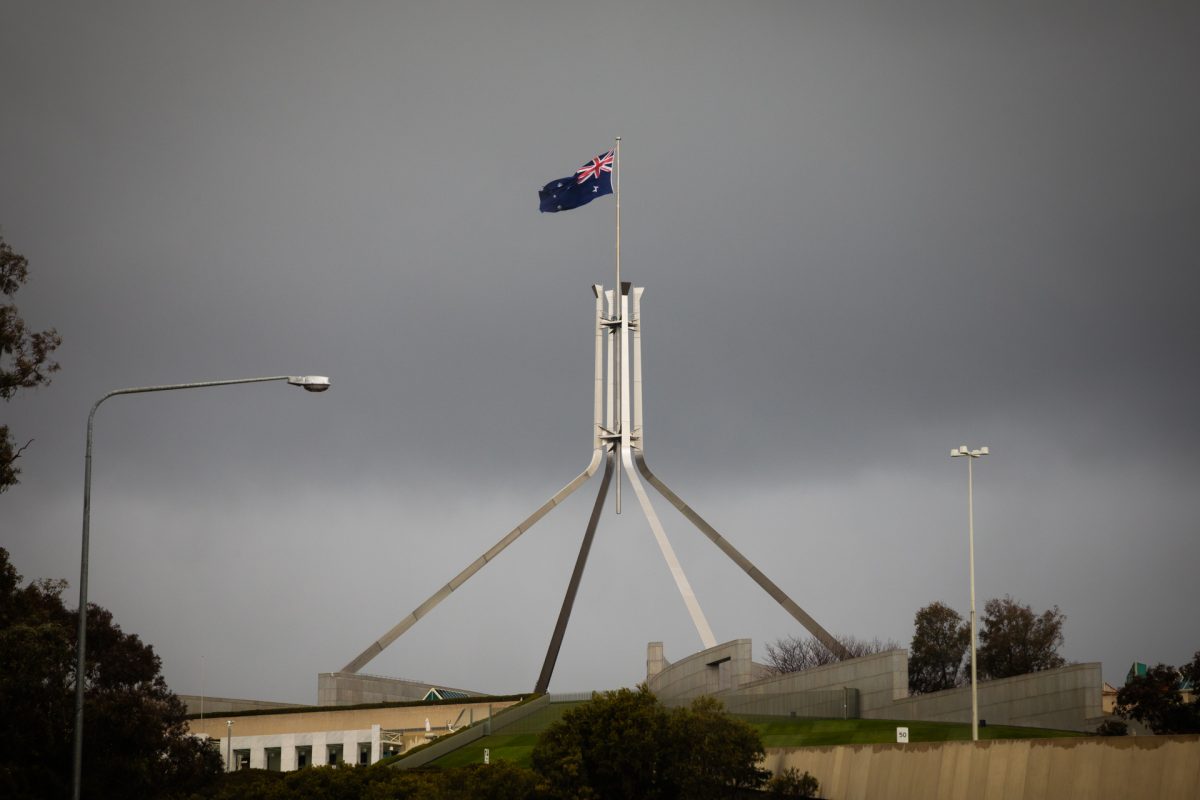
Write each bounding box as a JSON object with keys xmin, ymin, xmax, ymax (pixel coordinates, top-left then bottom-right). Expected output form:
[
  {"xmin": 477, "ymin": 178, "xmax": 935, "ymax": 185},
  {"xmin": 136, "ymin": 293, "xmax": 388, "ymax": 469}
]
[
  {"xmin": 647, "ymin": 641, "xmax": 1105, "ymax": 732},
  {"xmin": 764, "ymin": 734, "xmax": 1200, "ymax": 800}
]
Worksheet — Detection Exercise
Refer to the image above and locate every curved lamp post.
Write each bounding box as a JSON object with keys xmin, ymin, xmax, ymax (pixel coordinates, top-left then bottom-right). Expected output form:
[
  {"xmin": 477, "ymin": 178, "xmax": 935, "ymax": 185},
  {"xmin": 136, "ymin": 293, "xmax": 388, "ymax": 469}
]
[
  {"xmin": 72, "ymin": 375, "xmax": 330, "ymax": 800},
  {"xmin": 951, "ymin": 443, "xmax": 988, "ymax": 742}
]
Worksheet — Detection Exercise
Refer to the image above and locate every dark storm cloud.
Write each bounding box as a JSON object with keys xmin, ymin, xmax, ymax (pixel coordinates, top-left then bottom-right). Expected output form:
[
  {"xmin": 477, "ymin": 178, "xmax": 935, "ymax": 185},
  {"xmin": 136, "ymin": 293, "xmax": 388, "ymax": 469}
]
[{"xmin": 2, "ymin": 1, "xmax": 1197, "ymax": 701}]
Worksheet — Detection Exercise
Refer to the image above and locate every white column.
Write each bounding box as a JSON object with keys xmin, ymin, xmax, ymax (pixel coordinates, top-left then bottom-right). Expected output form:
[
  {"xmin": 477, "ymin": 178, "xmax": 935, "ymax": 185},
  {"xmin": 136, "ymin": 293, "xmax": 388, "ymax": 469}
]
[
  {"xmin": 371, "ymin": 724, "xmax": 381, "ymax": 764},
  {"xmin": 620, "ymin": 292, "xmax": 631, "ymax": 449},
  {"xmin": 281, "ymin": 734, "xmax": 296, "ymax": 771},
  {"xmin": 632, "ymin": 287, "xmax": 645, "ymax": 447},
  {"xmin": 249, "ymin": 740, "xmax": 265, "ymax": 770},
  {"xmin": 311, "ymin": 732, "xmax": 327, "ymax": 765},
  {"xmin": 605, "ymin": 289, "xmax": 616, "ymax": 432},
  {"xmin": 343, "ymin": 731, "xmax": 358, "ymax": 765},
  {"xmin": 593, "ymin": 285, "xmax": 605, "ymax": 449}
]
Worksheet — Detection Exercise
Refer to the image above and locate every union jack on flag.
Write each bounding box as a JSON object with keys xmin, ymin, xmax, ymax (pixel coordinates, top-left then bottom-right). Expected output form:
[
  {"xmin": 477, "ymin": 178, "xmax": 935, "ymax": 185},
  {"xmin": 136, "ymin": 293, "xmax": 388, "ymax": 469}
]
[
  {"xmin": 575, "ymin": 150, "xmax": 614, "ymax": 184},
  {"xmin": 538, "ymin": 149, "xmax": 615, "ymax": 213}
]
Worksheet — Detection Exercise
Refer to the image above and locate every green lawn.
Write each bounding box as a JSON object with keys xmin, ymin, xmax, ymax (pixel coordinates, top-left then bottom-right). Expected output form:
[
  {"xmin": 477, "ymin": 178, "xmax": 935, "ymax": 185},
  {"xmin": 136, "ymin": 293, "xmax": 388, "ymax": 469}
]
[
  {"xmin": 422, "ymin": 714, "xmax": 1083, "ymax": 769},
  {"xmin": 744, "ymin": 716, "xmax": 1084, "ymax": 748},
  {"xmin": 432, "ymin": 733, "xmax": 541, "ymax": 769}
]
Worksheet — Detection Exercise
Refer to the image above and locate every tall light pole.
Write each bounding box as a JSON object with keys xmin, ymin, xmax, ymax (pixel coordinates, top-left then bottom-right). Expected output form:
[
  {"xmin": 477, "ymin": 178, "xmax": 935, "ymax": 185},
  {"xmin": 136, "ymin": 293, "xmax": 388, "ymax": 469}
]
[
  {"xmin": 226, "ymin": 720, "xmax": 234, "ymax": 773},
  {"xmin": 951, "ymin": 444, "xmax": 988, "ymax": 742},
  {"xmin": 72, "ymin": 375, "xmax": 331, "ymax": 800}
]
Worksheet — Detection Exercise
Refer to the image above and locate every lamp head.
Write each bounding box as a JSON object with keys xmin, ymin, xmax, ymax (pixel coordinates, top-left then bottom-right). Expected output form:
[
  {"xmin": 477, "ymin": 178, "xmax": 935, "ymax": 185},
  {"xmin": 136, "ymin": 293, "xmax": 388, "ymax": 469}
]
[{"xmin": 288, "ymin": 376, "xmax": 331, "ymax": 393}]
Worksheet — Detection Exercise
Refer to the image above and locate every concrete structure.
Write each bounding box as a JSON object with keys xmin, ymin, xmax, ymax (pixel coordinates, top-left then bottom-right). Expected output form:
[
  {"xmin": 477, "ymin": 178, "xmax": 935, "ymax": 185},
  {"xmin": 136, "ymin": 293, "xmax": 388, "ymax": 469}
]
[
  {"xmin": 647, "ymin": 640, "xmax": 1108, "ymax": 732},
  {"xmin": 333, "ymin": 284, "xmax": 848, "ymax": 695},
  {"xmin": 178, "ymin": 695, "xmax": 309, "ymax": 716},
  {"xmin": 187, "ymin": 697, "xmax": 520, "ymax": 772},
  {"xmin": 317, "ymin": 672, "xmax": 482, "ymax": 706},
  {"xmin": 763, "ymin": 735, "xmax": 1200, "ymax": 800}
]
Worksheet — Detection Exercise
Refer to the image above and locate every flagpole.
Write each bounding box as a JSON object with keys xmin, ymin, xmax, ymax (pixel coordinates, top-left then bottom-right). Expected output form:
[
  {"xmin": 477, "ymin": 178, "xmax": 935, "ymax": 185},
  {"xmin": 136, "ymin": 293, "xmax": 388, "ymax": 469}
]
[
  {"xmin": 615, "ymin": 136, "xmax": 621, "ymax": 301},
  {"xmin": 614, "ymin": 136, "xmax": 622, "ymax": 514}
]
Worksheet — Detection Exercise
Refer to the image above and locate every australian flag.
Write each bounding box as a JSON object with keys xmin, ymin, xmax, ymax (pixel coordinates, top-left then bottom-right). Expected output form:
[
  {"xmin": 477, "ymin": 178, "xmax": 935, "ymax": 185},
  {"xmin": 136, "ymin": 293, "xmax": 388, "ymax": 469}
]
[{"xmin": 538, "ymin": 150, "xmax": 614, "ymax": 213}]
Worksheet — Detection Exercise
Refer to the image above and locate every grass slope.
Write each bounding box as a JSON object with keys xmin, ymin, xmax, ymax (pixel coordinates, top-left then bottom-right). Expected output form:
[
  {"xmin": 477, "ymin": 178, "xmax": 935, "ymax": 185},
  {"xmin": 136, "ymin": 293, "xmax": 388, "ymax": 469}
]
[
  {"xmin": 744, "ymin": 716, "xmax": 1083, "ymax": 748},
  {"xmin": 425, "ymin": 714, "xmax": 1083, "ymax": 769}
]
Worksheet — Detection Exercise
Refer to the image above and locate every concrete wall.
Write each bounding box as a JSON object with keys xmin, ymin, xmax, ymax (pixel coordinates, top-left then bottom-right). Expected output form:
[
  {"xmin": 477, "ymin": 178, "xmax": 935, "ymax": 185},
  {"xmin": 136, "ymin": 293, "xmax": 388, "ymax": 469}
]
[
  {"xmin": 647, "ymin": 640, "xmax": 1105, "ymax": 732},
  {"xmin": 763, "ymin": 735, "xmax": 1200, "ymax": 800},
  {"xmin": 732, "ymin": 650, "xmax": 909, "ymax": 716},
  {"xmin": 317, "ymin": 672, "xmax": 481, "ymax": 706},
  {"xmin": 178, "ymin": 695, "xmax": 309, "ymax": 716},
  {"xmin": 645, "ymin": 639, "xmax": 757, "ymax": 702},
  {"xmin": 188, "ymin": 699, "xmax": 516, "ymax": 740},
  {"xmin": 215, "ymin": 726, "xmax": 380, "ymax": 771},
  {"xmin": 883, "ymin": 662, "xmax": 1104, "ymax": 731},
  {"xmin": 189, "ymin": 697, "xmax": 521, "ymax": 772}
]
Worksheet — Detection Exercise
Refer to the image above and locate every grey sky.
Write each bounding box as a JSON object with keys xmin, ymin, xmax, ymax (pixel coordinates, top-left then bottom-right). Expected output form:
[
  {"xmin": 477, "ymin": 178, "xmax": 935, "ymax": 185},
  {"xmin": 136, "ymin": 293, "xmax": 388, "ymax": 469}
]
[{"xmin": 3, "ymin": 1, "xmax": 1198, "ymax": 703}]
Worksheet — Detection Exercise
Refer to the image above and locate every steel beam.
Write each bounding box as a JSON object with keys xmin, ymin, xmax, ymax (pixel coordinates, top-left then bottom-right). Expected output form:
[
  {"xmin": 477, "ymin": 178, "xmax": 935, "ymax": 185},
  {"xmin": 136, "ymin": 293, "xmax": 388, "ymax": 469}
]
[{"xmin": 534, "ymin": 450, "xmax": 615, "ymax": 693}]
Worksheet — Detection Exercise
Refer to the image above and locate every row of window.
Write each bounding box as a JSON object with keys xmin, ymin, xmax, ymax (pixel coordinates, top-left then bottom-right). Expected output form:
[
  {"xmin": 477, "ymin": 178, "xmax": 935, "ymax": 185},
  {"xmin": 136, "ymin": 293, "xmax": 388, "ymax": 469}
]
[{"xmin": 229, "ymin": 741, "xmax": 384, "ymax": 771}]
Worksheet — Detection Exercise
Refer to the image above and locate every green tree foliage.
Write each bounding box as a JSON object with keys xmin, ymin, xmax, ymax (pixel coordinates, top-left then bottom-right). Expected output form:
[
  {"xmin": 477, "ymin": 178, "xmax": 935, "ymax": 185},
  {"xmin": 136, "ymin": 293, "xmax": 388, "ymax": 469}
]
[
  {"xmin": 186, "ymin": 761, "xmax": 543, "ymax": 800},
  {"xmin": 908, "ymin": 601, "xmax": 969, "ymax": 694},
  {"xmin": 531, "ymin": 686, "xmax": 768, "ymax": 800},
  {"xmin": 767, "ymin": 767, "xmax": 821, "ymax": 797},
  {"xmin": 0, "ymin": 548, "xmax": 222, "ymax": 799},
  {"xmin": 976, "ymin": 596, "xmax": 1066, "ymax": 680},
  {"xmin": 1094, "ymin": 719, "xmax": 1129, "ymax": 736},
  {"xmin": 1180, "ymin": 651, "xmax": 1200, "ymax": 691},
  {"xmin": 765, "ymin": 633, "xmax": 900, "ymax": 674},
  {"xmin": 1114, "ymin": 657, "xmax": 1200, "ymax": 734},
  {"xmin": 0, "ymin": 234, "xmax": 62, "ymax": 492}
]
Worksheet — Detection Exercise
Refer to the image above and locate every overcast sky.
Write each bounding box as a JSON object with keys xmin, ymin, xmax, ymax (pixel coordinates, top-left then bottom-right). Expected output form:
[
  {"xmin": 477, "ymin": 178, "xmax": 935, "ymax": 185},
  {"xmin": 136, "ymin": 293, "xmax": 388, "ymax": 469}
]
[{"xmin": 3, "ymin": 1, "xmax": 1198, "ymax": 704}]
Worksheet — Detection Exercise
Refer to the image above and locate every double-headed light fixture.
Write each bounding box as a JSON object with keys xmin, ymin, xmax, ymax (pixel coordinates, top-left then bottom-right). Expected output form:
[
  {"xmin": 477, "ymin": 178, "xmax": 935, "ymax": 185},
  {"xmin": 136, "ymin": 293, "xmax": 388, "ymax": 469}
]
[{"xmin": 951, "ymin": 443, "xmax": 988, "ymax": 742}]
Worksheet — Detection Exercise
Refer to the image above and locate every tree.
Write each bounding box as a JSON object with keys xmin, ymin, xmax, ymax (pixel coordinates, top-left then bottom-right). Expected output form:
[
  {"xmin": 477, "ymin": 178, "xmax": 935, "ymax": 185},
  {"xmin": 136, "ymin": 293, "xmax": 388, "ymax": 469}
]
[
  {"xmin": 908, "ymin": 601, "xmax": 969, "ymax": 694},
  {"xmin": 765, "ymin": 633, "xmax": 900, "ymax": 674},
  {"xmin": 190, "ymin": 760, "xmax": 545, "ymax": 800},
  {"xmin": 0, "ymin": 548, "xmax": 222, "ymax": 799},
  {"xmin": 1115, "ymin": 658, "xmax": 1200, "ymax": 734},
  {"xmin": 662, "ymin": 695, "xmax": 770, "ymax": 800},
  {"xmin": 976, "ymin": 595, "xmax": 1066, "ymax": 680},
  {"xmin": 532, "ymin": 686, "xmax": 768, "ymax": 800},
  {"xmin": 1179, "ymin": 650, "xmax": 1200, "ymax": 690},
  {"xmin": 767, "ymin": 767, "xmax": 821, "ymax": 797},
  {"xmin": 1, "ymin": 234, "xmax": 62, "ymax": 492},
  {"xmin": 1094, "ymin": 719, "xmax": 1129, "ymax": 736}
]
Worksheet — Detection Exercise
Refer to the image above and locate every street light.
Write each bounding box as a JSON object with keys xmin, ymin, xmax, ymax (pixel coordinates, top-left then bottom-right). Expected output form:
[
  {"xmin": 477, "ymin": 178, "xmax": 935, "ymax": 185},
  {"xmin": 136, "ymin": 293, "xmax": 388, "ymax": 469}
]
[
  {"xmin": 226, "ymin": 720, "xmax": 234, "ymax": 773},
  {"xmin": 951, "ymin": 444, "xmax": 988, "ymax": 742},
  {"xmin": 72, "ymin": 375, "xmax": 330, "ymax": 800}
]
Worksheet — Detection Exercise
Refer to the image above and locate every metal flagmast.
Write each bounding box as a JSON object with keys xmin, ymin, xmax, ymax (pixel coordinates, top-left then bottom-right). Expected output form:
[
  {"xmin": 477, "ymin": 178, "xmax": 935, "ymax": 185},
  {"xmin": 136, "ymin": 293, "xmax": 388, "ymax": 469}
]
[{"xmin": 336, "ymin": 138, "xmax": 851, "ymax": 693}]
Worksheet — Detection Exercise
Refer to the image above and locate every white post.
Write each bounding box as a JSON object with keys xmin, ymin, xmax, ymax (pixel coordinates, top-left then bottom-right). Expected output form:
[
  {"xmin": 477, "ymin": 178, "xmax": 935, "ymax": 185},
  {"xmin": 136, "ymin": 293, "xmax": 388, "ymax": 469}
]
[
  {"xmin": 968, "ymin": 454, "xmax": 978, "ymax": 742},
  {"xmin": 952, "ymin": 444, "xmax": 987, "ymax": 742},
  {"xmin": 593, "ymin": 286, "xmax": 605, "ymax": 450},
  {"xmin": 620, "ymin": 292, "xmax": 632, "ymax": 453},
  {"xmin": 632, "ymin": 287, "xmax": 645, "ymax": 448},
  {"xmin": 608, "ymin": 288, "xmax": 622, "ymax": 513}
]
